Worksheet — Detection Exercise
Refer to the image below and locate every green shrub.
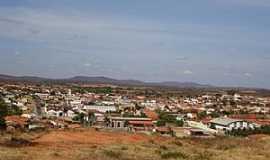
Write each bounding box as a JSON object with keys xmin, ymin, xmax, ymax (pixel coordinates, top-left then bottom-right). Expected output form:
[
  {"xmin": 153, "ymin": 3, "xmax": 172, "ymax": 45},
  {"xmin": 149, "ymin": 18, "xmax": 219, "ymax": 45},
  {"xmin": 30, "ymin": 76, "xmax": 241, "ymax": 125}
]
[{"xmin": 156, "ymin": 120, "xmax": 166, "ymax": 127}]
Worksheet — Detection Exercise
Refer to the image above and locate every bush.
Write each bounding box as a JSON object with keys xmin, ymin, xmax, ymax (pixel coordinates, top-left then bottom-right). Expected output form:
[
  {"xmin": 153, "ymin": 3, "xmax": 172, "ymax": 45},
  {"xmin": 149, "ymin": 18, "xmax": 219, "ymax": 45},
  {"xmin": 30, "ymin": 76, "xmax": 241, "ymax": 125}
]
[
  {"xmin": 160, "ymin": 151, "xmax": 188, "ymax": 159},
  {"xmin": 103, "ymin": 150, "xmax": 122, "ymax": 159},
  {"xmin": 176, "ymin": 120, "xmax": 184, "ymax": 127},
  {"xmin": 0, "ymin": 118, "xmax": 6, "ymax": 129},
  {"xmin": 156, "ymin": 120, "xmax": 166, "ymax": 127}
]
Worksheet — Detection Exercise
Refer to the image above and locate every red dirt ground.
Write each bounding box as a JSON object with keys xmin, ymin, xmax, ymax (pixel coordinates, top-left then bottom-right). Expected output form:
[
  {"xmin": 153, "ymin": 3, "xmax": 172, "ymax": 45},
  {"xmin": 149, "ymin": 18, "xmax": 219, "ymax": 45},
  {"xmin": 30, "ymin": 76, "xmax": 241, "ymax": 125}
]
[{"xmin": 33, "ymin": 129, "xmax": 168, "ymax": 147}]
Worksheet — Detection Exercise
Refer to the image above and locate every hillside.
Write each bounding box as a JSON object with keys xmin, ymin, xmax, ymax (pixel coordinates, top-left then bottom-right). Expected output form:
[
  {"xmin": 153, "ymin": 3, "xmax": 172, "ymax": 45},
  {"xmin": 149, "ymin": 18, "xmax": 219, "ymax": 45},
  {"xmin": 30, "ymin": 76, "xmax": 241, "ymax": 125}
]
[{"xmin": 0, "ymin": 129, "xmax": 270, "ymax": 160}]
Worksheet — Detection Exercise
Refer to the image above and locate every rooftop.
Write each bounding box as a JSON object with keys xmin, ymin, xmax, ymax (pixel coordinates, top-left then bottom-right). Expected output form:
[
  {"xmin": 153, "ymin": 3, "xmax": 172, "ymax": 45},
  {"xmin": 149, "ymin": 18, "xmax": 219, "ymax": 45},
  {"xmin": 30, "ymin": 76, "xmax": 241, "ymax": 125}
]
[
  {"xmin": 108, "ymin": 117, "xmax": 152, "ymax": 121},
  {"xmin": 210, "ymin": 118, "xmax": 244, "ymax": 126}
]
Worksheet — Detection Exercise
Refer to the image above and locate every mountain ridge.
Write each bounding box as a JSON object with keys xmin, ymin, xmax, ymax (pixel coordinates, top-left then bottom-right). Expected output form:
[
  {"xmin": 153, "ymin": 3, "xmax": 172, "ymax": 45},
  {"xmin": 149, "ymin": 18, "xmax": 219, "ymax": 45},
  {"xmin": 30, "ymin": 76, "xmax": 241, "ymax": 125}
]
[{"xmin": 0, "ymin": 74, "xmax": 212, "ymax": 88}]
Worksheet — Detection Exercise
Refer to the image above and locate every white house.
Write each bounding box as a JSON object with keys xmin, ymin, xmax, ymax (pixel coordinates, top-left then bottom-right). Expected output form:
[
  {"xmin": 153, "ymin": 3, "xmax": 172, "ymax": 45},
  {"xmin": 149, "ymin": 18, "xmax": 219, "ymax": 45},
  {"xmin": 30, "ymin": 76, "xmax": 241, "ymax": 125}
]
[
  {"xmin": 47, "ymin": 110, "xmax": 64, "ymax": 117},
  {"xmin": 70, "ymin": 100, "xmax": 82, "ymax": 107},
  {"xmin": 66, "ymin": 110, "xmax": 76, "ymax": 118},
  {"xmin": 209, "ymin": 118, "xmax": 256, "ymax": 132},
  {"xmin": 83, "ymin": 105, "xmax": 116, "ymax": 113}
]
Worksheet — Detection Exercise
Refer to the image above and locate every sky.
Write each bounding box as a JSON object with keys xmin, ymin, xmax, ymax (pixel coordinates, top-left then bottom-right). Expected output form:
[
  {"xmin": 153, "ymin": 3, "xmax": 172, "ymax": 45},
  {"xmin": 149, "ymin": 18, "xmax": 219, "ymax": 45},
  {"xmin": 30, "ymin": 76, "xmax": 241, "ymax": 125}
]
[{"xmin": 0, "ymin": 0, "xmax": 270, "ymax": 88}]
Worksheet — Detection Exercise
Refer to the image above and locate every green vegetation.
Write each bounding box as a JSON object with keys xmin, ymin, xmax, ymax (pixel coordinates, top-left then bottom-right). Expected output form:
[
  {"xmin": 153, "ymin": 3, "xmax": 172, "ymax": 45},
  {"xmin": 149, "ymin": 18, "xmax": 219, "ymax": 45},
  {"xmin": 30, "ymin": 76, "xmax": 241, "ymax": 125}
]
[
  {"xmin": 156, "ymin": 110, "xmax": 184, "ymax": 127},
  {"xmin": 156, "ymin": 120, "xmax": 166, "ymax": 127},
  {"xmin": 72, "ymin": 112, "xmax": 85, "ymax": 124},
  {"xmin": 0, "ymin": 99, "xmax": 8, "ymax": 129},
  {"xmin": 7, "ymin": 105, "xmax": 22, "ymax": 116},
  {"xmin": 175, "ymin": 119, "xmax": 184, "ymax": 127},
  {"xmin": 122, "ymin": 112, "xmax": 147, "ymax": 118},
  {"xmin": 0, "ymin": 98, "xmax": 23, "ymax": 129},
  {"xmin": 73, "ymin": 112, "xmax": 96, "ymax": 126},
  {"xmin": 228, "ymin": 126, "xmax": 270, "ymax": 137}
]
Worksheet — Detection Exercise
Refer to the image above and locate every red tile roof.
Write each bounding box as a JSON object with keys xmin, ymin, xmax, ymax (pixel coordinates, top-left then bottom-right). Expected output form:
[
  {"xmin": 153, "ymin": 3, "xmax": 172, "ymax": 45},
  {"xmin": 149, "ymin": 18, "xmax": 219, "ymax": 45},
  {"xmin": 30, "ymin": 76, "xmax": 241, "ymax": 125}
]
[
  {"xmin": 129, "ymin": 121, "xmax": 154, "ymax": 126},
  {"xmin": 156, "ymin": 127, "xmax": 171, "ymax": 133}
]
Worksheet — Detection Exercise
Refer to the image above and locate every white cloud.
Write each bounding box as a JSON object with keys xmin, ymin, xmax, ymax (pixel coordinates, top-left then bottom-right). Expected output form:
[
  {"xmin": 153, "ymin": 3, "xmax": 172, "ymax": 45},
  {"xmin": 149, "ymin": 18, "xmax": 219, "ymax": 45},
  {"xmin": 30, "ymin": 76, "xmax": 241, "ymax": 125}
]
[
  {"xmin": 176, "ymin": 56, "xmax": 189, "ymax": 62},
  {"xmin": 83, "ymin": 63, "xmax": 91, "ymax": 67},
  {"xmin": 0, "ymin": 6, "xmax": 264, "ymax": 49},
  {"xmin": 14, "ymin": 51, "xmax": 21, "ymax": 56},
  {"xmin": 183, "ymin": 70, "xmax": 193, "ymax": 75},
  {"xmin": 244, "ymin": 72, "xmax": 252, "ymax": 77}
]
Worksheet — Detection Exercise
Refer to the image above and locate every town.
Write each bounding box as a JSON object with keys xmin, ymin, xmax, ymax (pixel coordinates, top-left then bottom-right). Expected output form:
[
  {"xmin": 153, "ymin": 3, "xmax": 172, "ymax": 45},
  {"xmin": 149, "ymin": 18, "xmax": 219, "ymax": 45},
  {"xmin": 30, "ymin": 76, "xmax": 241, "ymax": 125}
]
[
  {"xmin": 1, "ymin": 0, "xmax": 270, "ymax": 159},
  {"xmin": 1, "ymin": 81, "xmax": 270, "ymax": 138}
]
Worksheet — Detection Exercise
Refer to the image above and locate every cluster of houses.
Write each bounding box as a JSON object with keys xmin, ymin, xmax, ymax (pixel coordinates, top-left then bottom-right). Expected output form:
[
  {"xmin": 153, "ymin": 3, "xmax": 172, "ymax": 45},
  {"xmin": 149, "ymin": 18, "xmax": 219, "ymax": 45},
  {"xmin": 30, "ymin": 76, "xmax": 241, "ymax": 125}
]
[{"xmin": 1, "ymin": 83, "xmax": 270, "ymax": 137}]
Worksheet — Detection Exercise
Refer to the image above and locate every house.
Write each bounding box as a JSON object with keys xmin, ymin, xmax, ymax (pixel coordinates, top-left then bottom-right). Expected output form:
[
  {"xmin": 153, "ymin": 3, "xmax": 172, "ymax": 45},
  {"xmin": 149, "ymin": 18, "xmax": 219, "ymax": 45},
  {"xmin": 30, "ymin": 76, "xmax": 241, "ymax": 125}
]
[
  {"xmin": 83, "ymin": 105, "xmax": 116, "ymax": 113},
  {"xmin": 107, "ymin": 117, "xmax": 153, "ymax": 131},
  {"xmin": 187, "ymin": 120, "xmax": 217, "ymax": 134},
  {"xmin": 172, "ymin": 127, "xmax": 188, "ymax": 138},
  {"xmin": 128, "ymin": 121, "xmax": 154, "ymax": 132},
  {"xmin": 209, "ymin": 117, "xmax": 256, "ymax": 132},
  {"xmin": 28, "ymin": 122, "xmax": 46, "ymax": 131},
  {"xmin": 186, "ymin": 113, "xmax": 197, "ymax": 119},
  {"xmin": 70, "ymin": 100, "xmax": 82, "ymax": 107},
  {"xmin": 66, "ymin": 110, "xmax": 76, "ymax": 118},
  {"xmin": 46, "ymin": 110, "xmax": 63, "ymax": 117},
  {"xmin": 184, "ymin": 128, "xmax": 211, "ymax": 137}
]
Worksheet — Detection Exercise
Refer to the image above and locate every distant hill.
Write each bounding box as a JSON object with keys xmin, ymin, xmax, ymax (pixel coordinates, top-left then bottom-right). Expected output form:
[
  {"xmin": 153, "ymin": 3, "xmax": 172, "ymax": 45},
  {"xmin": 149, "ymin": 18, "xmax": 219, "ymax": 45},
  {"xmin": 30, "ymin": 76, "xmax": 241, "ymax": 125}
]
[
  {"xmin": 0, "ymin": 74, "xmax": 49, "ymax": 82},
  {"xmin": 151, "ymin": 81, "xmax": 212, "ymax": 88},
  {"xmin": 0, "ymin": 74, "xmax": 212, "ymax": 88}
]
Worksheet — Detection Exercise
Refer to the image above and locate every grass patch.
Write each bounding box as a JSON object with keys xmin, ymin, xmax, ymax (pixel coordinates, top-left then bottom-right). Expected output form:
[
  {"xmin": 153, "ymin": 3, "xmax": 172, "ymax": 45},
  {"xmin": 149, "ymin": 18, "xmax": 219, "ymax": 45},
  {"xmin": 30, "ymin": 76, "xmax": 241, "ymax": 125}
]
[
  {"xmin": 103, "ymin": 150, "xmax": 122, "ymax": 159},
  {"xmin": 192, "ymin": 151, "xmax": 213, "ymax": 160},
  {"xmin": 120, "ymin": 146, "xmax": 129, "ymax": 151},
  {"xmin": 172, "ymin": 140, "xmax": 183, "ymax": 147},
  {"xmin": 160, "ymin": 151, "xmax": 188, "ymax": 159}
]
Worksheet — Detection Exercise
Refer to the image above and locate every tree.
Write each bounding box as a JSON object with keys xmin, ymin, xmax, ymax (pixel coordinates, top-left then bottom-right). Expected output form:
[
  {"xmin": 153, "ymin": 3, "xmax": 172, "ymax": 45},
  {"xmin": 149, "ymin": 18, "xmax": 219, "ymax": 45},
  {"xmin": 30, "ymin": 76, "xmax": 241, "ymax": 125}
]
[
  {"xmin": 72, "ymin": 113, "xmax": 85, "ymax": 124},
  {"xmin": 156, "ymin": 120, "xmax": 166, "ymax": 127},
  {"xmin": 159, "ymin": 112, "xmax": 176, "ymax": 123},
  {"xmin": 87, "ymin": 112, "xmax": 96, "ymax": 126},
  {"xmin": 0, "ymin": 99, "xmax": 8, "ymax": 129},
  {"xmin": 210, "ymin": 112, "xmax": 220, "ymax": 118},
  {"xmin": 175, "ymin": 120, "xmax": 184, "ymax": 127},
  {"xmin": 198, "ymin": 111, "xmax": 207, "ymax": 119},
  {"xmin": 209, "ymin": 123, "xmax": 216, "ymax": 130},
  {"xmin": 8, "ymin": 105, "xmax": 22, "ymax": 115}
]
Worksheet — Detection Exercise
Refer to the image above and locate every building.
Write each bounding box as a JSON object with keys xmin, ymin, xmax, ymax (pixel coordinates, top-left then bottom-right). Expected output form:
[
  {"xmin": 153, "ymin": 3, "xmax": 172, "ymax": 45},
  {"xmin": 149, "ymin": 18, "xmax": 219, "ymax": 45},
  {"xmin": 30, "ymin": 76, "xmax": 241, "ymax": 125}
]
[
  {"xmin": 83, "ymin": 105, "xmax": 116, "ymax": 113},
  {"xmin": 107, "ymin": 117, "xmax": 153, "ymax": 131},
  {"xmin": 209, "ymin": 118, "xmax": 256, "ymax": 132}
]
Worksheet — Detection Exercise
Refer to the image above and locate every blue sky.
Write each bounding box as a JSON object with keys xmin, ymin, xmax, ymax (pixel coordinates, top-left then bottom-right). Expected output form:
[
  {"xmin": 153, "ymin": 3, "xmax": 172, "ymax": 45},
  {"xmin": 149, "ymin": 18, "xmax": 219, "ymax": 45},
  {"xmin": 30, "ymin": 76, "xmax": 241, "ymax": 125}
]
[{"xmin": 0, "ymin": 0, "xmax": 270, "ymax": 88}]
